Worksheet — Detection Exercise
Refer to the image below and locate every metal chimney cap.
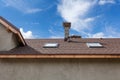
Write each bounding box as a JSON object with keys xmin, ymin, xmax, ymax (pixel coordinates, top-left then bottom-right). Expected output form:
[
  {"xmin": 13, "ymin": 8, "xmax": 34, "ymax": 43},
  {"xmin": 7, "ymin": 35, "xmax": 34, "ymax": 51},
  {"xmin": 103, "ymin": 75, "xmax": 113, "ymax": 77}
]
[{"xmin": 63, "ymin": 22, "xmax": 71, "ymax": 28}]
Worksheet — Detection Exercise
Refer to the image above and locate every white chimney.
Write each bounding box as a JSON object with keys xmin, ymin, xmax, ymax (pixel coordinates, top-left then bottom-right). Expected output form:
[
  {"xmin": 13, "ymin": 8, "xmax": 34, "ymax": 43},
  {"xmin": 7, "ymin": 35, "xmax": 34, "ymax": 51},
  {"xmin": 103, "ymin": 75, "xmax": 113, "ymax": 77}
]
[{"xmin": 63, "ymin": 22, "xmax": 71, "ymax": 41}]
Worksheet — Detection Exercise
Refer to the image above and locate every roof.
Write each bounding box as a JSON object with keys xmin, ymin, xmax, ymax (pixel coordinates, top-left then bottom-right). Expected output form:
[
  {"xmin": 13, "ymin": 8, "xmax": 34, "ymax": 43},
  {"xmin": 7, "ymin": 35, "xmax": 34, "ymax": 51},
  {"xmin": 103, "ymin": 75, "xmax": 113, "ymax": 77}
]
[
  {"xmin": 0, "ymin": 16, "xmax": 26, "ymax": 46},
  {"xmin": 0, "ymin": 16, "xmax": 120, "ymax": 58},
  {"xmin": 0, "ymin": 38, "xmax": 120, "ymax": 58}
]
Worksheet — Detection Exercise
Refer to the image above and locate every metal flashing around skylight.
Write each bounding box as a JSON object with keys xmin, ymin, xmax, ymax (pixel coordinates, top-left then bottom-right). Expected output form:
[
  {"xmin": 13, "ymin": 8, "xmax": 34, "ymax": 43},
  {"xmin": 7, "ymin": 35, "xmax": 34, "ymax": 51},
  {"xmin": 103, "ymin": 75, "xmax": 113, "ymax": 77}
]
[
  {"xmin": 43, "ymin": 43, "xmax": 59, "ymax": 48},
  {"xmin": 86, "ymin": 42, "xmax": 103, "ymax": 48}
]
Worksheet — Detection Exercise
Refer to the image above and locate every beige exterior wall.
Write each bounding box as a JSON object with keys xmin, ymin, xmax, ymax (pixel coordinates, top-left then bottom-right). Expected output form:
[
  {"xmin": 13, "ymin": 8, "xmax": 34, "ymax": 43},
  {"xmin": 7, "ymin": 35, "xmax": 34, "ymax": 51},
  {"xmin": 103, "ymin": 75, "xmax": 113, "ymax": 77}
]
[
  {"xmin": 0, "ymin": 23, "xmax": 17, "ymax": 51},
  {"xmin": 0, "ymin": 59, "xmax": 120, "ymax": 80}
]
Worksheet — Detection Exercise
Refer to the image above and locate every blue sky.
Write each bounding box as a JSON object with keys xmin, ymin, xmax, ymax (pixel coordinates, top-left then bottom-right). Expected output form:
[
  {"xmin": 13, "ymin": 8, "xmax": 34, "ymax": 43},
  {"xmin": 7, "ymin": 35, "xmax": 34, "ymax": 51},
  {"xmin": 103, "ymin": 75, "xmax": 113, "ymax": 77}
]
[{"xmin": 0, "ymin": 0, "xmax": 120, "ymax": 39}]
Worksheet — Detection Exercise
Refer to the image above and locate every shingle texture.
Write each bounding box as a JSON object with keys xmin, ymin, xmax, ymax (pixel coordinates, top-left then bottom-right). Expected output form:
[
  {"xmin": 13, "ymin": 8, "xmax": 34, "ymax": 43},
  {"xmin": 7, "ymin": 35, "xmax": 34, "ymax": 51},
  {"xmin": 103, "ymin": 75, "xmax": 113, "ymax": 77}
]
[{"xmin": 0, "ymin": 38, "xmax": 120, "ymax": 55}]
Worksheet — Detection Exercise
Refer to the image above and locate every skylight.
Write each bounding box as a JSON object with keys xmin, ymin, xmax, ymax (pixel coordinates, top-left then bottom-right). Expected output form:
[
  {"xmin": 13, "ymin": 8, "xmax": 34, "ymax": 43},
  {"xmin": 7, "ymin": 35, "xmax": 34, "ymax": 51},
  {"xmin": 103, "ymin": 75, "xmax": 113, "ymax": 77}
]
[
  {"xmin": 43, "ymin": 43, "xmax": 59, "ymax": 48},
  {"xmin": 86, "ymin": 42, "xmax": 103, "ymax": 48}
]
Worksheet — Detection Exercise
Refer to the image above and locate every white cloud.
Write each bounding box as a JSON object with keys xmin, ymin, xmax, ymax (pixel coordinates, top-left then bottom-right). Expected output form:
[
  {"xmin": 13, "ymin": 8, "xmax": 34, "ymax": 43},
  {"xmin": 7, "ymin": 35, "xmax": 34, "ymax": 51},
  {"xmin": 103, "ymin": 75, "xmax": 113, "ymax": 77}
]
[
  {"xmin": 105, "ymin": 26, "xmax": 120, "ymax": 38},
  {"xmin": 98, "ymin": 0, "xmax": 115, "ymax": 5},
  {"xmin": 57, "ymin": 0, "xmax": 96, "ymax": 32},
  {"xmin": 20, "ymin": 28, "xmax": 34, "ymax": 39},
  {"xmin": 87, "ymin": 32, "xmax": 105, "ymax": 38},
  {"xmin": 57, "ymin": 0, "xmax": 119, "ymax": 38},
  {"xmin": 49, "ymin": 29, "xmax": 64, "ymax": 38},
  {"xmin": 86, "ymin": 26, "xmax": 120, "ymax": 38},
  {"xmin": 84, "ymin": 18, "xmax": 95, "ymax": 23},
  {"xmin": 25, "ymin": 8, "xmax": 41, "ymax": 14},
  {"xmin": 1, "ymin": 0, "xmax": 41, "ymax": 14},
  {"xmin": 50, "ymin": 36, "xmax": 63, "ymax": 39}
]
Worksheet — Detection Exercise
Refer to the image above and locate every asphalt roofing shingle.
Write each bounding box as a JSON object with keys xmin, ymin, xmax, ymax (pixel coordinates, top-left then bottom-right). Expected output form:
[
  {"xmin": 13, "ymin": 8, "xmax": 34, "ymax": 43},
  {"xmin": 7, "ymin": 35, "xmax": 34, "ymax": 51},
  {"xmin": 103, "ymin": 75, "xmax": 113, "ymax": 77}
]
[{"xmin": 0, "ymin": 38, "xmax": 120, "ymax": 55}]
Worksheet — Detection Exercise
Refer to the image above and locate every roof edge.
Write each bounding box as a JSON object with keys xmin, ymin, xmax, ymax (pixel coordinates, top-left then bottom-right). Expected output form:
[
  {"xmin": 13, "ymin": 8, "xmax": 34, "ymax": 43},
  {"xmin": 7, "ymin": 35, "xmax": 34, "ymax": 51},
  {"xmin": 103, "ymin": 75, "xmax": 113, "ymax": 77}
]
[
  {"xmin": 0, "ymin": 54, "xmax": 120, "ymax": 58},
  {"xmin": 0, "ymin": 16, "xmax": 26, "ymax": 46}
]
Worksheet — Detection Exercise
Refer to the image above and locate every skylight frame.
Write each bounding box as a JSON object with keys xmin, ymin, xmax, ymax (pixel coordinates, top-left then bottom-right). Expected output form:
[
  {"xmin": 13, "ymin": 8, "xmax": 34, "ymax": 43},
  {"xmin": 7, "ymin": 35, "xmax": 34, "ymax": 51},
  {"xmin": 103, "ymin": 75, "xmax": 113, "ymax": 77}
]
[
  {"xmin": 86, "ymin": 42, "xmax": 103, "ymax": 48},
  {"xmin": 43, "ymin": 43, "xmax": 59, "ymax": 48}
]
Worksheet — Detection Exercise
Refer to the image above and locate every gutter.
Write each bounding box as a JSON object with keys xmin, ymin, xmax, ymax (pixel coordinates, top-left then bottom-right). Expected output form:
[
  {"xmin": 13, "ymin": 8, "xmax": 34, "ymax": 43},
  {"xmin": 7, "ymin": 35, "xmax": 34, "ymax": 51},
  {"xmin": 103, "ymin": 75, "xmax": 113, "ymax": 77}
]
[{"xmin": 0, "ymin": 54, "xmax": 120, "ymax": 58}]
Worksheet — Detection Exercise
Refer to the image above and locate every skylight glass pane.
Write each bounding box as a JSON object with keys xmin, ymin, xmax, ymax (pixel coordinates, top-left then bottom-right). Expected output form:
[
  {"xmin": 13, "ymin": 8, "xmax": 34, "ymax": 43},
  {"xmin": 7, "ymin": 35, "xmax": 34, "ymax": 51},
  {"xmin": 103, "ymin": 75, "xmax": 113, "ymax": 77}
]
[
  {"xmin": 86, "ymin": 42, "xmax": 103, "ymax": 48},
  {"xmin": 43, "ymin": 43, "xmax": 59, "ymax": 48}
]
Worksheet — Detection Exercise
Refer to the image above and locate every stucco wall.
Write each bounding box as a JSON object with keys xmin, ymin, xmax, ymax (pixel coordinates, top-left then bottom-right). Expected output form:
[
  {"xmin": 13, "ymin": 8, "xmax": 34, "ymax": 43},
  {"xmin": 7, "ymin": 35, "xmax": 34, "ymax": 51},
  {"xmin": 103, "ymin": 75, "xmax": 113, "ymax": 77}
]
[
  {"xmin": 0, "ymin": 59, "xmax": 120, "ymax": 80},
  {"xmin": 0, "ymin": 23, "xmax": 17, "ymax": 51}
]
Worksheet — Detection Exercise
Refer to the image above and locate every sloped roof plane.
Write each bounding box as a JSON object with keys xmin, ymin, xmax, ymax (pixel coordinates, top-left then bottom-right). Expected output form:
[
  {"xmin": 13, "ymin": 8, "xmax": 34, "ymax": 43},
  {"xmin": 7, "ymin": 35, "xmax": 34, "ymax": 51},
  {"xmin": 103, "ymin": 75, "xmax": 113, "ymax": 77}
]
[{"xmin": 0, "ymin": 38, "xmax": 120, "ymax": 58}]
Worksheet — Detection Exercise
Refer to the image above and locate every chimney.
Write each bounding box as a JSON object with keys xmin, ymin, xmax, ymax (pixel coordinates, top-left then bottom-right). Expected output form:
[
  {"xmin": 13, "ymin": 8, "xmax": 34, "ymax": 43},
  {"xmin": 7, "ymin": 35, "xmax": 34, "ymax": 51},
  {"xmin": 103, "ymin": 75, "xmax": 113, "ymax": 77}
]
[{"xmin": 63, "ymin": 22, "xmax": 71, "ymax": 41}]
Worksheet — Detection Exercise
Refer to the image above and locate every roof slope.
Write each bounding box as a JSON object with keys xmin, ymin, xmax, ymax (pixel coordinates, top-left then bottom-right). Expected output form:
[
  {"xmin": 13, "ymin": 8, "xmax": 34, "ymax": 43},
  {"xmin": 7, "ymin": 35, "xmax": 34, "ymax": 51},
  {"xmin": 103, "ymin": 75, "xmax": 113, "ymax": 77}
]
[
  {"xmin": 25, "ymin": 38, "xmax": 120, "ymax": 55},
  {"xmin": 0, "ymin": 16, "xmax": 26, "ymax": 46},
  {"xmin": 0, "ymin": 38, "xmax": 120, "ymax": 55}
]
